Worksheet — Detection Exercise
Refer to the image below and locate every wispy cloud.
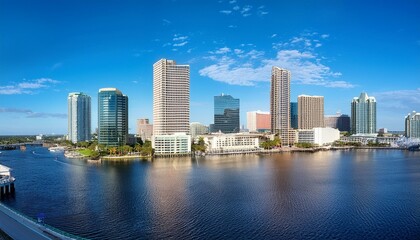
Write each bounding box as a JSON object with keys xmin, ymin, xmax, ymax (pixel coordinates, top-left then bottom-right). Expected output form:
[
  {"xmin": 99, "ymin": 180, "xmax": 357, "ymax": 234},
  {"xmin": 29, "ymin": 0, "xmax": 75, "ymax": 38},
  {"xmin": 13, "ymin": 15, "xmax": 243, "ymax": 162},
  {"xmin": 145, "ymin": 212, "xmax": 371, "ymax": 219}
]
[
  {"xmin": 228, "ymin": 25, "xmax": 237, "ymax": 28},
  {"xmin": 271, "ymin": 34, "xmax": 277, "ymax": 38},
  {"xmin": 373, "ymin": 88, "xmax": 420, "ymax": 111},
  {"xmin": 241, "ymin": 5, "xmax": 252, "ymax": 16},
  {"xmin": 171, "ymin": 34, "xmax": 189, "ymax": 50},
  {"xmin": 0, "ymin": 78, "xmax": 60, "ymax": 95},
  {"xmin": 220, "ymin": 10, "xmax": 232, "ymax": 14},
  {"xmin": 173, "ymin": 41, "xmax": 188, "ymax": 47},
  {"xmin": 0, "ymin": 108, "xmax": 67, "ymax": 119},
  {"xmin": 200, "ymin": 35, "xmax": 352, "ymax": 88},
  {"xmin": 321, "ymin": 34, "xmax": 329, "ymax": 39},
  {"xmin": 162, "ymin": 19, "xmax": 171, "ymax": 25},
  {"xmin": 229, "ymin": 0, "xmax": 237, "ymax": 3}
]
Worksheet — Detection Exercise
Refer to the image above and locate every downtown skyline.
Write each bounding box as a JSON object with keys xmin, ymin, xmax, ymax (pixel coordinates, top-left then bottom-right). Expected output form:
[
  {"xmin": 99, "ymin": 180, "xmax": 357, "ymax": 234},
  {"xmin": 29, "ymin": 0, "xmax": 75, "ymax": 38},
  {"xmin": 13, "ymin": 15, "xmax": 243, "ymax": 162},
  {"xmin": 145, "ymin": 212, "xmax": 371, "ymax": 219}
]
[{"xmin": 1, "ymin": 0, "xmax": 420, "ymax": 135}]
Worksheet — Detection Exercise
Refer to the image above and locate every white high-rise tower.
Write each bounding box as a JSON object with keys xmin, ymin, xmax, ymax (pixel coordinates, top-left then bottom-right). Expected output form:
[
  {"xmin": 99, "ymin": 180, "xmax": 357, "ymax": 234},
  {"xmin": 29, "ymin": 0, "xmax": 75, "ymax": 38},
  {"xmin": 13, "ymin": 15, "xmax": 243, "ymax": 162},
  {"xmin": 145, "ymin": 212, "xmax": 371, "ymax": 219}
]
[
  {"xmin": 153, "ymin": 59, "xmax": 190, "ymax": 135},
  {"xmin": 68, "ymin": 92, "xmax": 91, "ymax": 143},
  {"xmin": 270, "ymin": 67, "xmax": 291, "ymax": 145}
]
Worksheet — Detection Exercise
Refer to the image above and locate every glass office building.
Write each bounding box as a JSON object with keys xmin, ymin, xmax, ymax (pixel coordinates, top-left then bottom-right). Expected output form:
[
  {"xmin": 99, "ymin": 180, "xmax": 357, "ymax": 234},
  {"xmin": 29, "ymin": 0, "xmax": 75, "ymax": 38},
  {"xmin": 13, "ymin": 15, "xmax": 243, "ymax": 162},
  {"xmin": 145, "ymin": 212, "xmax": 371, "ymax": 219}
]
[
  {"xmin": 351, "ymin": 92, "xmax": 376, "ymax": 134},
  {"xmin": 213, "ymin": 94, "xmax": 240, "ymax": 133},
  {"xmin": 98, "ymin": 88, "xmax": 128, "ymax": 146},
  {"xmin": 290, "ymin": 102, "xmax": 298, "ymax": 129}
]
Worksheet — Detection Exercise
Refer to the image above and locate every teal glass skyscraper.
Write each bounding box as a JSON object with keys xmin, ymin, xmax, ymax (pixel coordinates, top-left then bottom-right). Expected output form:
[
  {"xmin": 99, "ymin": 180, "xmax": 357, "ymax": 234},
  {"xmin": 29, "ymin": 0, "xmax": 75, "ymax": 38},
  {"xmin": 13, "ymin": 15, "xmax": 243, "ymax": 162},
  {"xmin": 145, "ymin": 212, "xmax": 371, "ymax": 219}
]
[
  {"xmin": 290, "ymin": 102, "xmax": 298, "ymax": 129},
  {"xmin": 213, "ymin": 94, "xmax": 240, "ymax": 133},
  {"xmin": 68, "ymin": 92, "xmax": 91, "ymax": 143},
  {"xmin": 351, "ymin": 92, "xmax": 376, "ymax": 134},
  {"xmin": 98, "ymin": 88, "xmax": 128, "ymax": 146}
]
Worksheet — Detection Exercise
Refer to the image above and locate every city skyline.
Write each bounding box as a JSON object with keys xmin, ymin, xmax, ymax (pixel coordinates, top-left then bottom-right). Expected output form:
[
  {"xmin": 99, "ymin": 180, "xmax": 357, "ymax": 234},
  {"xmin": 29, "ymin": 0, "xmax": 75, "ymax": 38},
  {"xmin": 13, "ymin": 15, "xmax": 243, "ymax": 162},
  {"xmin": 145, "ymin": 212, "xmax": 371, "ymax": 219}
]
[{"xmin": 1, "ymin": 0, "xmax": 420, "ymax": 135}]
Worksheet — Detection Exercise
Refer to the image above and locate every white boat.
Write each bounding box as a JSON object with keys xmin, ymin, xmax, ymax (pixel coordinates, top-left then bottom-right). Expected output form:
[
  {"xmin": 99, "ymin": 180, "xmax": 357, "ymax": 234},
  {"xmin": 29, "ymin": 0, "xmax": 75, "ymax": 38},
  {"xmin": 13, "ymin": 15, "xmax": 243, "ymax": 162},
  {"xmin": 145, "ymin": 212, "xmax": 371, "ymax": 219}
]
[{"xmin": 48, "ymin": 146, "xmax": 65, "ymax": 152}]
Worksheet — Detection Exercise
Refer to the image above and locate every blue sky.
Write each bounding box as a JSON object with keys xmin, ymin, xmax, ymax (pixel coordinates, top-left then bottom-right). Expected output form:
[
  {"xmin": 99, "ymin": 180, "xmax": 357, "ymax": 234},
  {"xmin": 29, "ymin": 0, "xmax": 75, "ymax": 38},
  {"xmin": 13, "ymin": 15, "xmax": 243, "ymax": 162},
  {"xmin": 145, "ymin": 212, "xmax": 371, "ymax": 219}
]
[{"xmin": 1, "ymin": 0, "xmax": 419, "ymax": 135}]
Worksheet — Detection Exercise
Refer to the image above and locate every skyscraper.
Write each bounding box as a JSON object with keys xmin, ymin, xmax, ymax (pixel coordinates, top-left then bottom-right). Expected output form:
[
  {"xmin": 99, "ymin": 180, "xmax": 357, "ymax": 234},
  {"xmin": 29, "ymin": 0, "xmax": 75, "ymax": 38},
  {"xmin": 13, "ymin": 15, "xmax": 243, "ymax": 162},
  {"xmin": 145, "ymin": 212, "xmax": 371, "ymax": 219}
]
[
  {"xmin": 324, "ymin": 113, "xmax": 351, "ymax": 132},
  {"xmin": 246, "ymin": 111, "xmax": 271, "ymax": 132},
  {"xmin": 68, "ymin": 92, "xmax": 91, "ymax": 143},
  {"xmin": 98, "ymin": 88, "xmax": 128, "ymax": 146},
  {"xmin": 213, "ymin": 94, "xmax": 240, "ymax": 133},
  {"xmin": 405, "ymin": 111, "xmax": 420, "ymax": 138},
  {"xmin": 290, "ymin": 102, "xmax": 298, "ymax": 129},
  {"xmin": 298, "ymin": 95, "xmax": 324, "ymax": 129},
  {"xmin": 136, "ymin": 118, "xmax": 153, "ymax": 141},
  {"xmin": 153, "ymin": 59, "xmax": 190, "ymax": 135},
  {"xmin": 270, "ymin": 67, "xmax": 291, "ymax": 144},
  {"xmin": 351, "ymin": 92, "xmax": 376, "ymax": 134}
]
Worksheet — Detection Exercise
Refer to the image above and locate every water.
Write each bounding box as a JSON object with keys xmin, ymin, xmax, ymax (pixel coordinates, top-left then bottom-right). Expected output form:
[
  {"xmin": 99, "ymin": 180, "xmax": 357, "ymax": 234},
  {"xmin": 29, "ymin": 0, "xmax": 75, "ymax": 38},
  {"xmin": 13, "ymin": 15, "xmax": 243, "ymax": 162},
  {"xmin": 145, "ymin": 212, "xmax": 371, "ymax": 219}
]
[{"xmin": 1, "ymin": 147, "xmax": 419, "ymax": 239}]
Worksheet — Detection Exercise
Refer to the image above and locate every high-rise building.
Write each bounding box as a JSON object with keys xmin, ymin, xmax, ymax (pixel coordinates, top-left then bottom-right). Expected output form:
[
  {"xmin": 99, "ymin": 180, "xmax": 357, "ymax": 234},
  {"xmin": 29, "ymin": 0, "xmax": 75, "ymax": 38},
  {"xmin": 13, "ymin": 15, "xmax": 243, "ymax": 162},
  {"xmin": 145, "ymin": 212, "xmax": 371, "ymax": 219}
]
[
  {"xmin": 405, "ymin": 111, "xmax": 420, "ymax": 138},
  {"xmin": 153, "ymin": 59, "xmax": 190, "ymax": 135},
  {"xmin": 213, "ymin": 94, "xmax": 240, "ymax": 133},
  {"xmin": 246, "ymin": 111, "xmax": 271, "ymax": 132},
  {"xmin": 136, "ymin": 118, "xmax": 153, "ymax": 141},
  {"xmin": 270, "ymin": 67, "xmax": 292, "ymax": 145},
  {"xmin": 324, "ymin": 113, "xmax": 351, "ymax": 132},
  {"xmin": 68, "ymin": 92, "xmax": 91, "ymax": 143},
  {"xmin": 98, "ymin": 88, "xmax": 128, "ymax": 146},
  {"xmin": 290, "ymin": 102, "xmax": 298, "ymax": 129},
  {"xmin": 298, "ymin": 95, "xmax": 324, "ymax": 129},
  {"xmin": 351, "ymin": 92, "xmax": 377, "ymax": 134},
  {"xmin": 190, "ymin": 122, "xmax": 209, "ymax": 138}
]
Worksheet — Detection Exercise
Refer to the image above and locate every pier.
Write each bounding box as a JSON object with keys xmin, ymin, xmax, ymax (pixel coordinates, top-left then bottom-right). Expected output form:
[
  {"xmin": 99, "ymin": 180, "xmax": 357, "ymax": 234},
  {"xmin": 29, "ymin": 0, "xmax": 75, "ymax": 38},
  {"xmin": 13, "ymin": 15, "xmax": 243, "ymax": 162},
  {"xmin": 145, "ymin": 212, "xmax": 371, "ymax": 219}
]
[{"xmin": 0, "ymin": 165, "xmax": 15, "ymax": 198}]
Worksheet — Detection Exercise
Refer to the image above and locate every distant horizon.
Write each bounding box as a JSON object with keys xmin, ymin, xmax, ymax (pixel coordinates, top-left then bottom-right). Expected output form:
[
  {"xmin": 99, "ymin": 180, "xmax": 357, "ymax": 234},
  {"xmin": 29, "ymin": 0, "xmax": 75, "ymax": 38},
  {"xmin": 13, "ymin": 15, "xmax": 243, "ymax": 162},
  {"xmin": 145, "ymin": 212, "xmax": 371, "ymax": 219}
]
[{"xmin": 1, "ymin": 0, "xmax": 419, "ymax": 135}]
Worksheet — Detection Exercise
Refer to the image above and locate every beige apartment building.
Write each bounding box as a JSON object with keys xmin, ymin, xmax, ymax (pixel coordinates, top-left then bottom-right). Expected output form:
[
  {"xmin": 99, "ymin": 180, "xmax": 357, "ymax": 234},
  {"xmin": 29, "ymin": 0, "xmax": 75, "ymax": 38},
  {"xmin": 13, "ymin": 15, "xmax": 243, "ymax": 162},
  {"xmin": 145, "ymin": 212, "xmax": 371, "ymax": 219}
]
[
  {"xmin": 136, "ymin": 118, "xmax": 153, "ymax": 141},
  {"xmin": 298, "ymin": 95, "xmax": 324, "ymax": 129}
]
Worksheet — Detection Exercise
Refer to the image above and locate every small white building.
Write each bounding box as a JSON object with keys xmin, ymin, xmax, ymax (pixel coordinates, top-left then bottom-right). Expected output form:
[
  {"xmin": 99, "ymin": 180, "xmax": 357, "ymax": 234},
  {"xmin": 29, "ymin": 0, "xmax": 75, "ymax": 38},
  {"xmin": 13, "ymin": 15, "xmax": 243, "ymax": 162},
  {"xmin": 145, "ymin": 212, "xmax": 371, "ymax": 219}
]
[
  {"xmin": 152, "ymin": 133, "xmax": 191, "ymax": 155},
  {"xmin": 199, "ymin": 133, "xmax": 261, "ymax": 153},
  {"xmin": 298, "ymin": 127, "xmax": 340, "ymax": 146}
]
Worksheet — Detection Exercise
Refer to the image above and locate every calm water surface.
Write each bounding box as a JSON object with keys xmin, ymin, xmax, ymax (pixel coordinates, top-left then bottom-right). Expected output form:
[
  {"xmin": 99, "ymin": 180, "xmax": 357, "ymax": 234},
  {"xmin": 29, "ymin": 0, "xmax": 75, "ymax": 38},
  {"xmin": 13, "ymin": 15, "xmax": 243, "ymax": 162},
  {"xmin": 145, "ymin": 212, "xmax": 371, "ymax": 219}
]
[{"xmin": 1, "ymin": 147, "xmax": 419, "ymax": 239}]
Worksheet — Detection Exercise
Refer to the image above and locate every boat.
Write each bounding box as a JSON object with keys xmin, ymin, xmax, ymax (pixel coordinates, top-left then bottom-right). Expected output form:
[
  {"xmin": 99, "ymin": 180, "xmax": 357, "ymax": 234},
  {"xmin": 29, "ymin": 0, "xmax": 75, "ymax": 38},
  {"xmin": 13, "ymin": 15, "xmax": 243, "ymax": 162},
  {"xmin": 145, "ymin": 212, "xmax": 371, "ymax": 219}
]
[
  {"xmin": 48, "ymin": 146, "xmax": 65, "ymax": 152},
  {"xmin": 407, "ymin": 145, "xmax": 420, "ymax": 151}
]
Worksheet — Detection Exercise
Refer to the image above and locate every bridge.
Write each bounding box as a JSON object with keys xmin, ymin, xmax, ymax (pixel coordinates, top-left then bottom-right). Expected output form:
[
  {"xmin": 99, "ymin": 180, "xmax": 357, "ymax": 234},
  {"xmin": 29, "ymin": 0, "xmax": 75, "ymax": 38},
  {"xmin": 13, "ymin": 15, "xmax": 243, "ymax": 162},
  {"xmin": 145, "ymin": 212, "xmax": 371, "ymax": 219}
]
[{"xmin": 0, "ymin": 141, "xmax": 43, "ymax": 150}]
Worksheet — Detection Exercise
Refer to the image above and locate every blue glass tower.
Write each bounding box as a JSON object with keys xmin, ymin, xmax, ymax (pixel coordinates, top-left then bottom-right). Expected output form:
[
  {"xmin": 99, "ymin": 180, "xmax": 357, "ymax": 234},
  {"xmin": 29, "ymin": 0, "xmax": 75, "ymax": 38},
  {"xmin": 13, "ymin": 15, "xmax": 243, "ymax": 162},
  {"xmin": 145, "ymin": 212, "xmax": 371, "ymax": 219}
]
[
  {"xmin": 98, "ymin": 88, "xmax": 128, "ymax": 146},
  {"xmin": 290, "ymin": 102, "xmax": 298, "ymax": 129},
  {"xmin": 213, "ymin": 94, "xmax": 240, "ymax": 133}
]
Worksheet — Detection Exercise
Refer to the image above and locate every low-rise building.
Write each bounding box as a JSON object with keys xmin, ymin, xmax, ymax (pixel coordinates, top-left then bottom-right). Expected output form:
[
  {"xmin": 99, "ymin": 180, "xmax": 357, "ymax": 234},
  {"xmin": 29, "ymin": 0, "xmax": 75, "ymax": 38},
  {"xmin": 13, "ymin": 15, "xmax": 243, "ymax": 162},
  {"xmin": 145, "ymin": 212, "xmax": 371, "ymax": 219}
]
[
  {"xmin": 298, "ymin": 127, "xmax": 340, "ymax": 146},
  {"xmin": 152, "ymin": 133, "xmax": 191, "ymax": 155},
  {"xmin": 190, "ymin": 122, "xmax": 209, "ymax": 138},
  {"xmin": 136, "ymin": 118, "xmax": 153, "ymax": 141},
  {"xmin": 199, "ymin": 133, "xmax": 261, "ymax": 153}
]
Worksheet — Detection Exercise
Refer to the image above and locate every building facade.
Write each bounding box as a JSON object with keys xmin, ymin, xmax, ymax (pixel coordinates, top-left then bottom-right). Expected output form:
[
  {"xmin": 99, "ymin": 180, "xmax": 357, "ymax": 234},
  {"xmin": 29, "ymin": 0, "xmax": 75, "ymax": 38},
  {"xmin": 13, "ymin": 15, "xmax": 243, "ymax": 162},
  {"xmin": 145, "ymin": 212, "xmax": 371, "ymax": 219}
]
[
  {"xmin": 153, "ymin": 59, "xmax": 190, "ymax": 135},
  {"xmin": 405, "ymin": 111, "xmax": 420, "ymax": 138},
  {"xmin": 68, "ymin": 92, "xmax": 91, "ymax": 143},
  {"xmin": 298, "ymin": 127, "xmax": 340, "ymax": 146},
  {"xmin": 136, "ymin": 118, "xmax": 153, "ymax": 141},
  {"xmin": 200, "ymin": 133, "xmax": 261, "ymax": 153},
  {"xmin": 351, "ymin": 92, "xmax": 377, "ymax": 134},
  {"xmin": 246, "ymin": 111, "xmax": 271, "ymax": 132},
  {"xmin": 290, "ymin": 102, "xmax": 298, "ymax": 129},
  {"xmin": 324, "ymin": 113, "xmax": 351, "ymax": 132},
  {"xmin": 190, "ymin": 122, "xmax": 209, "ymax": 138},
  {"xmin": 270, "ymin": 67, "xmax": 292, "ymax": 145},
  {"xmin": 152, "ymin": 133, "xmax": 191, "ymax": 155},
  {"xmin": 98, "ymin": 88, "xmax": 128, "ymax": 146},
  {"xmin": 298, "ymin": 95, "xmax": 324, "ymax": 130},
  {"xmin": 213, "ymin": 94, "xmax": 240, "ymax": 133}
]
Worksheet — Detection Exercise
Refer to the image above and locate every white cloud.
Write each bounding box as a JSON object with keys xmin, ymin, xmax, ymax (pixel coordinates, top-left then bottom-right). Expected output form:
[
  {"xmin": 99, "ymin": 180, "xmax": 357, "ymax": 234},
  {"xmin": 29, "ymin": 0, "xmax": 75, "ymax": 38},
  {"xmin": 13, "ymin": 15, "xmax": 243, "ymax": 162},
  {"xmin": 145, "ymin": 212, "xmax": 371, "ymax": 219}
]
[
  {"xmin": 373, "ymin": 88, "xmax": 420, "ymax": 111},
  {"xmin": 0, "ymin": 78, "xmax": 60, "ymax": 95},
  {"xmin": 213, "ymin": 47, "xmax": 231, "ymax": 54},
  {"xmin": 241, "ymin": 5, "xmax": 252, "ymax": 16},
  {"xmin": 321, "ymin": 34, "xmax": 329, "ymax": 39},
  {"xmin": 162, "ymin": 19, "xmax": 171, "ymax": 25},
  {"xmin": 0, "ymin": 107, "xmax": 66, "ymax": 119},
  {"xmin": 200, "ymin": 44, "xmax": 353, "ymax": 88},
  {"xmin": 228, "ymin": 25, "xmax": 237, "ymax": 28},
  {"xmin": 173, "ymin": 36, "xmax": 188, "ymax": 41},
  {"xmin": 315, "ymin": 43, "xmax": 322, "ymax": 48},
  {"xmin": 271, "ymin": 34, "xmax": 277, "ymax": 38},
  {"xmin": 220, "ymin": 10, "xmax": 232, "ymax": 14},
  {"xmin": 233, "ymin": 5, "xmax": 240, "ymax": 11},
  {"xmin": 229, "ymin": 0, "xmax": 237, "ymax": 3},
  {"xmin": 173, "ymin": 41, "xmax": 188, "ymax": 47}
]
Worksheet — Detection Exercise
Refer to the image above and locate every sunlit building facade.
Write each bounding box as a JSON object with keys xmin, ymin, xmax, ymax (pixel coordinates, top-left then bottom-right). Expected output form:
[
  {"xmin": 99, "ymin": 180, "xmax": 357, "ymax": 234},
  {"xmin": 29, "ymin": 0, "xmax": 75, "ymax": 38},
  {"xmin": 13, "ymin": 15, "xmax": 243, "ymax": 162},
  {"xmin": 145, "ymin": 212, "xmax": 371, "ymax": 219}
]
[
  {"xmin": 68, "ymin": 92, "xmax": 91, "ymax": 143},
  {"xmin": 298, "ymin": 95, "xmax": 324, "ymax": 130},
  {"xmin": 405, "ymin": 111, "xmax": 420, "ymax": 138},
  {"xmin": 351, "ymin": 92, "xmax": 376, "ymax": 134},
  {"xmin": 213, "ymin": 94, "xmax": 240, "ymax": 133}
]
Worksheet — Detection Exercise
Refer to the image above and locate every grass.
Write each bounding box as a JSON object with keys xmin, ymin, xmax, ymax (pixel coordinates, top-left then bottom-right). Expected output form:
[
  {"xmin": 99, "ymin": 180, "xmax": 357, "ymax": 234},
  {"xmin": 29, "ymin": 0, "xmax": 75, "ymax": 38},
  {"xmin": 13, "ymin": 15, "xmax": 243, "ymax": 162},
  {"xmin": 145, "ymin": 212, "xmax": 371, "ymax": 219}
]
[{"xmin": 77, "ymin": 148, "xmax": 96, "ymax": 157}]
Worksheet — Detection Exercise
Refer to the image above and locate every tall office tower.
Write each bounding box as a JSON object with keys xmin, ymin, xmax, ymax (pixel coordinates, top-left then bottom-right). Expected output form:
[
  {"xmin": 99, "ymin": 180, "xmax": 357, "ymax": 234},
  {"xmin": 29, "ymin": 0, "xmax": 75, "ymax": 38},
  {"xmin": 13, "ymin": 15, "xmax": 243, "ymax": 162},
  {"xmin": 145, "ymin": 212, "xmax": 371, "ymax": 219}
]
[
  {"xmin": 405, "ymin": 111, "xmax": 420, "ymax": 138},
  {"xmin": 68, "ymin": 92, "xmax": 91, "ymax": 143},
  {"xmin": 290, "ymin": 102, "xmax": 298, "ymax": 129},
  {"xmin": 270, "ymin": 67, "xmax": 291, "ymax": 144},
  {"xmin": 213, "ymin": 94, "xmax": 240, "ymax": 133},
  {"xmin": 153, "ymin": 59, "xmax": 190, "ymax": 135},
  {"xmin": 190, "ymin": 122, "xmax": 209, "ymax": 138},
  {"xmin": 136, "ymin": 118, "xmax": 153, "ymax": 141},
  {"xmin": 325, "ymin": 113, "xmax": 351, "ymax": 132},
  {"xmin": 98, "ymin": 88, "xmax": 128, "ymax": 146},
  {"xmin": 298, "ymin": 95, "xmax": 324, "ymax": 129},
  {"xmin": 246, "ymin": 111, "xmax": 271, "ymax": 132},
  {"xmin": 351, "ymin": 92, "xmax": 376, "ymax": 134}
]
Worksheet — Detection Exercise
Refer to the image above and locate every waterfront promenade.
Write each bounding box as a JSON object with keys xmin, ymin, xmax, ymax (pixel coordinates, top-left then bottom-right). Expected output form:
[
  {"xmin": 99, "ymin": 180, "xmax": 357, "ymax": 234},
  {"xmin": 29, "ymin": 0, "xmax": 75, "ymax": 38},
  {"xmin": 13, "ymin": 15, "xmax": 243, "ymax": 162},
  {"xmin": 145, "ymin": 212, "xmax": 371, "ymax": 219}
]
[{"xmin": 0, "ymin": 203, "xmax": 76, "ymax": 240}]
